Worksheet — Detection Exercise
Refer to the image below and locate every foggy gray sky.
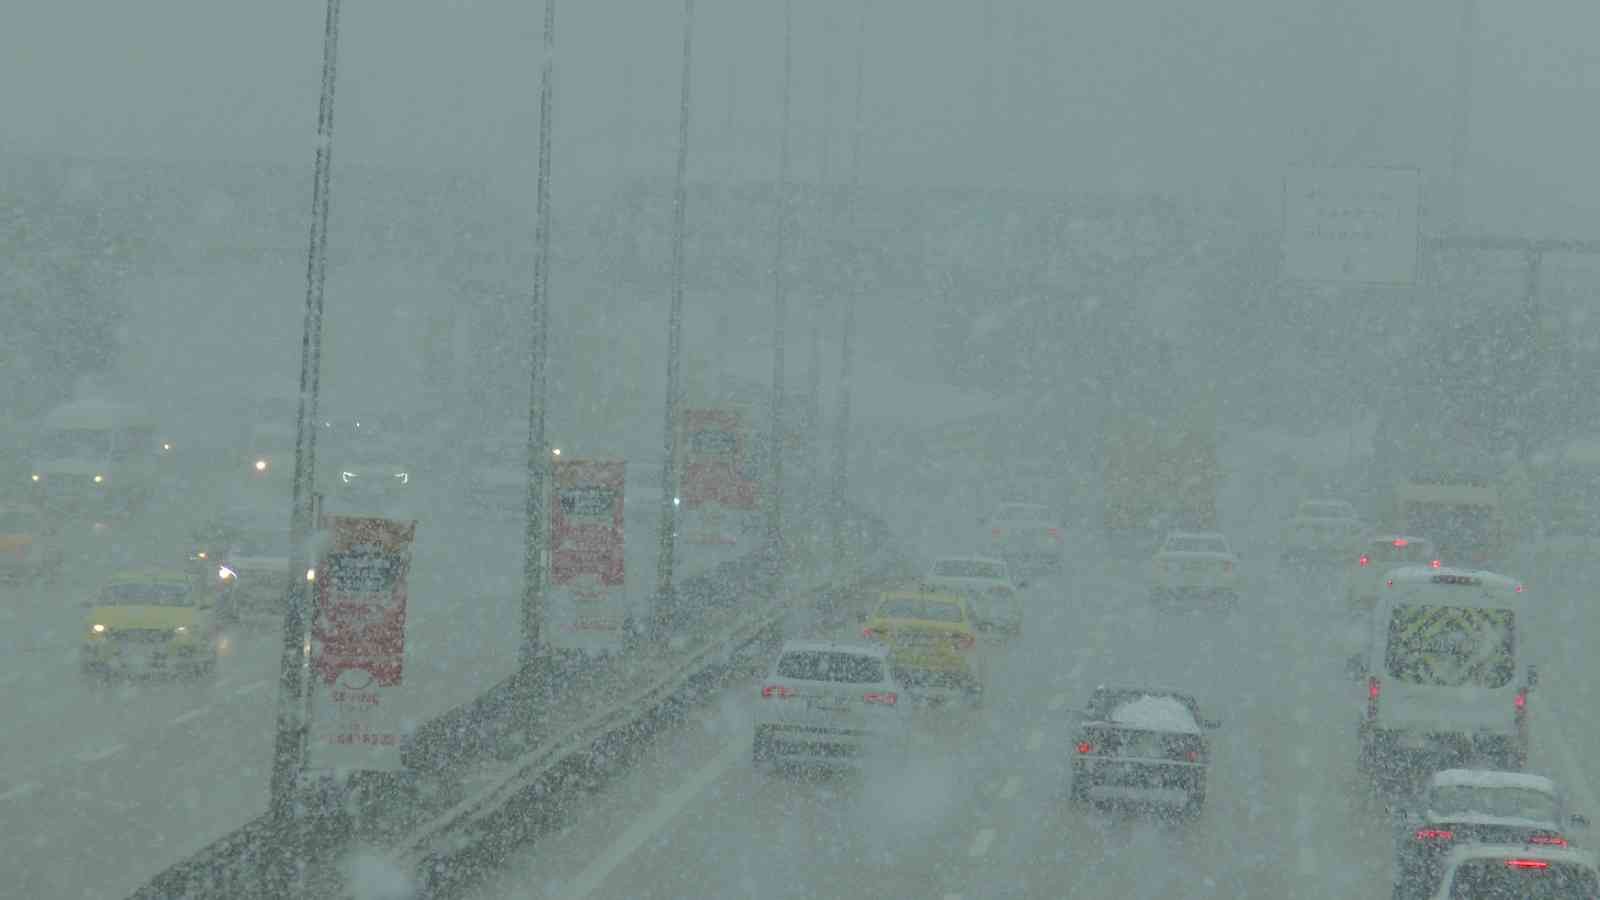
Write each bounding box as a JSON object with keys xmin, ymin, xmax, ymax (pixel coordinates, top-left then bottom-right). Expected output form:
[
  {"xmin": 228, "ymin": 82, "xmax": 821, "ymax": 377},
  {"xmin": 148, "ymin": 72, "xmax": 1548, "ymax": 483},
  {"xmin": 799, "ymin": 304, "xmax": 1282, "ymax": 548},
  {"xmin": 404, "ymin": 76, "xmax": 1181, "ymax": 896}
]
[{"xmin": 2, "ymin": 0, "xmax": 1595, "ymax": 229}]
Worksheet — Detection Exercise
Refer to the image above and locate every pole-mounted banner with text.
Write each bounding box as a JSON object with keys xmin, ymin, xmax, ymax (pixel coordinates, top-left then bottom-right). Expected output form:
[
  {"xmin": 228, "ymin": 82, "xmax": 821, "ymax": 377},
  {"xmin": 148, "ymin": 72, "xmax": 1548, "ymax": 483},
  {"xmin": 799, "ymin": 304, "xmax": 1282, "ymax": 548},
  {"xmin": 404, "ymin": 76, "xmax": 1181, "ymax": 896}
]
[
  {"xmin": 306, "ymin": 515, "xmax": 417, "ymax": 772},
  {"xmin": 548, "ymin": 459, "xmax": 627, "ymax": 653}
]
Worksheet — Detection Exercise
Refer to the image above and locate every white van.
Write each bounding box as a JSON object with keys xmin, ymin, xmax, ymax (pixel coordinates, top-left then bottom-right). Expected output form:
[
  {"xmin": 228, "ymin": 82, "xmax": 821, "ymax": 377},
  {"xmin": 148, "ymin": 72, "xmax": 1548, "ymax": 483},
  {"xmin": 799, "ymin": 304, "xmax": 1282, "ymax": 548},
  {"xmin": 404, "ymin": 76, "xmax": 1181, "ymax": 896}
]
[
  {"xmin": 29, "ymin": 401, "xmax": 160, "ymax": 517},
  {"xmin": 1355, "ymin": 566, "xmax": 1535, "ymax": 776}
]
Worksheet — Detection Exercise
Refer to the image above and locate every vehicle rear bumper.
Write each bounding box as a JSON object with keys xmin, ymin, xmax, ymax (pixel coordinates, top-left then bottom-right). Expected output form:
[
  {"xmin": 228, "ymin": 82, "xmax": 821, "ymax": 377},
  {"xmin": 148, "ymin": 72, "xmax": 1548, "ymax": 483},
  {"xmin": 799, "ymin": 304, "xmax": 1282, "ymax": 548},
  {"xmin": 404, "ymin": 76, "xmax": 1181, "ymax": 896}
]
[{"xmin": 1072, "ymin": 758, "xmax": 1205, "ymax": 790}]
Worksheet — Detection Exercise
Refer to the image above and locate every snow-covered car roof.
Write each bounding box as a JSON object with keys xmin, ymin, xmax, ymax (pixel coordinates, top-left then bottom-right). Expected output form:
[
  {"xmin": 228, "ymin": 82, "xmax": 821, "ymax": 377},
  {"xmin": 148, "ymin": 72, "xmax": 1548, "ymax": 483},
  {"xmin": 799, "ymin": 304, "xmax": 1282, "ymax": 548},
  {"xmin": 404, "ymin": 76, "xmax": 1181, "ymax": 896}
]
[
  {"xmin": 779, "ymin": 639, "xmax": 889, "ymax": 658},
  {"xmin": 1430, "ymin": 769, "xmax": 1557, "ymax": 794},
  {"xmin": 1108, "ymin": 695, "xmax": 1201, "ymax": 735}
]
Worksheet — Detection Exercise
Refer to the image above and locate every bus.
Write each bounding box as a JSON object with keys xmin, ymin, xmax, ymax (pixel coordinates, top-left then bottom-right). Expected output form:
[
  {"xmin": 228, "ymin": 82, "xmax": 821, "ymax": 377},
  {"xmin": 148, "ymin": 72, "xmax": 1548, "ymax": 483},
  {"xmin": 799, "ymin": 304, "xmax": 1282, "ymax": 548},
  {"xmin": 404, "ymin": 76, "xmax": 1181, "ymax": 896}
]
[{"xmin": 29, "ymin": 401, "xmax": 161, "ymax": 519}]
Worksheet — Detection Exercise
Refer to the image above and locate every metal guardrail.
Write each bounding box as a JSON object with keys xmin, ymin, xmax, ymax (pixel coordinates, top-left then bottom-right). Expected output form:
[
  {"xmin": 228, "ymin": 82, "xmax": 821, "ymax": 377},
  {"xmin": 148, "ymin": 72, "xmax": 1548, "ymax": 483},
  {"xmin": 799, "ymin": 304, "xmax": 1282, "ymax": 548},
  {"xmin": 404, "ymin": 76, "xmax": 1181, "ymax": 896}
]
[{"xmin": 127, "ymin": 508, "xmax": 900, "ymax": 900}]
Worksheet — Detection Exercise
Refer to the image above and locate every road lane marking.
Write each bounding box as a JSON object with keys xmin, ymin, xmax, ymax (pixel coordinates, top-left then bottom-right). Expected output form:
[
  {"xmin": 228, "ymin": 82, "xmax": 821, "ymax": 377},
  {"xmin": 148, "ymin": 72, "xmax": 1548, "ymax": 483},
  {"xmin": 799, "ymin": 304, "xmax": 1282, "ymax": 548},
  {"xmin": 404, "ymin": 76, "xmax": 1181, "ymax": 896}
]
[
  {"xmin": 0, "ymin": 782, "xmax": 39, "ymax": 802},
  {"xmin": 1025, "ymin": 730, "xmax": 1043, "ymax": 752},
  {"xmin": 565, "ymin": 738, "xmax": 741, "ymax": 900},
  {"xmin": 998, "ymin": 775, "xmax": 1022, "ymax": 800},
  {"xmin": 968, "ymin": 827, "xmax": 996, "ymax": 858},
  {"xmin": 234, "ymin": 680, "xmax": 270, "ymax": 697},
  {"xmin": 172, "ymin": 707, "xmax": 210, "ymax": 726},
  {"xmin": 75, "ymin": 744, "xmax": 125, "ymax": 764},
  {"xmin": 1048, "ymin": 693, "xmax": 1068, "ymax": 712}
]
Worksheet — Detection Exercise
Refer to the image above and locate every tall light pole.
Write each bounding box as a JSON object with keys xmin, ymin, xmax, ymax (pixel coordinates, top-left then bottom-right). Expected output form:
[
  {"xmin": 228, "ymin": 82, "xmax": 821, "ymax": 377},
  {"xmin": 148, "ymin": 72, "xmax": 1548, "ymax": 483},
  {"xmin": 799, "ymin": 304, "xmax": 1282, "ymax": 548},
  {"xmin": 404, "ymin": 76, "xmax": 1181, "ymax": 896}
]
[
  {"xmin": 1448, "ymin": 0, "xmax": 1479, "ymax": 230},
  {"xmin": 830, "ymin": 0, "xmax": 869, "ymax": 575},
  {"xmin": 766, "ymin": 0, "xmax": 795, "ymax": 586},
  {"xmin": 520, "ymin": 0, "xmax": 557, "ymax": 672},
  {"xmin": 270, "ymin": 0, "xmax": 341, "ymax": 888},
  {"xmin": 656, "ymin": 0, "xmax": 696, "ymax": 634}
]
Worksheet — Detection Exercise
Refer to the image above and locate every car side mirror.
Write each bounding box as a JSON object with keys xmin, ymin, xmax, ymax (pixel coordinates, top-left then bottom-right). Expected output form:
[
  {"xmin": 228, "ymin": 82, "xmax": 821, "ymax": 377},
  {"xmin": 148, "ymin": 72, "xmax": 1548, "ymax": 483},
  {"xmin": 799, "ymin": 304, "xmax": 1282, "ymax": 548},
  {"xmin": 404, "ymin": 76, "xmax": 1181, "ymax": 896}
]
[{"xmin": 1527, "ymin": 665, "xmax": 1540, "ymax": 689}]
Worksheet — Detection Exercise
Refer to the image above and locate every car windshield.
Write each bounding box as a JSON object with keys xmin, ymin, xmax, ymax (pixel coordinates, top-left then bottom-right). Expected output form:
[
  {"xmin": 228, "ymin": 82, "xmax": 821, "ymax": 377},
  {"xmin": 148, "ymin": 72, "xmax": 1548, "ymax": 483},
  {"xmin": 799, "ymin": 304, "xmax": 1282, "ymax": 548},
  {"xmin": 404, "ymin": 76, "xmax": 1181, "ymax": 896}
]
[
  {"xmin": 1165, "ymin": 536, "xmax": 1228, "ymax": 554},
  {"xmin": 0, "ymin": 510, "xmax": 40, "ymax": 533},
  {"xmin": 36, "ymin": 428, "xmax": 112, "ymax": 460},
  {"xmin": 775, "ymin": 651, "xmax": 885, "ymax": 685},
  {"xmin": 933, "ymin": 560, "xmax": 1004, "ymax": 579},
  {"xmin": 996, "ymin": 505, "xmax": 1048, "ymax": 522},
  {"xmin": 1300, "ymin": 502, "xmax": 1354, "ymax": 518},
  {"xmin": 1448, "ymin": 859, "xmax": 1598, "ymax": 899},
  {"xmin": 1387, "ymin": 604, "xmax": 1516, "ymax": 688},
  {"xmin": 1089, "ymin": 689, "xmax": 1199, "ymax": 722},
  {"xmin": 232, "ymin": 529, "xmax": 291, "ymax": 558},
  {"xmin": 1430, "ymin": 785, "xmax": 1559, "ymax": 823},
  {"xmin": 98, "ymin": 582, "xmax": 192, "ymax": 607},
  {"xmin": 876, "ymin": 598, "xmax": 964, "ymax": 623}
]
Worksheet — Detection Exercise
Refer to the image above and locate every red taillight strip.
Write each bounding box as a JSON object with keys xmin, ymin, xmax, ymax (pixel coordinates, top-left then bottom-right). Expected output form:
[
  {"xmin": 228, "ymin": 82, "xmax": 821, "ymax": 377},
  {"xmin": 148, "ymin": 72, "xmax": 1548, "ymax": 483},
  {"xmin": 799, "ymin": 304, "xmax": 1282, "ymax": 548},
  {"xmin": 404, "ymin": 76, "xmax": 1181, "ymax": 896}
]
[
  {"xmin": 1415, "ymin": 828, "xmax": 1454, "ymax": 841},
  {"xmin": 863, "ymin": 691, "xmax": 897, "ymax": 706},
  {"xmin": 1529, "ymin": 835, "xmax": 1567, "ymax": 846},
  {"xmin": 1076, "ymin": 741, "xmax": 1093, "ymax": 754},
  {"xmin": 761, "ymin": 685, "xmax": 794, "ymax": 699},
  {"xmin": 1505, "ymin": 859, "xmax": 1550, "ymax": 868}
]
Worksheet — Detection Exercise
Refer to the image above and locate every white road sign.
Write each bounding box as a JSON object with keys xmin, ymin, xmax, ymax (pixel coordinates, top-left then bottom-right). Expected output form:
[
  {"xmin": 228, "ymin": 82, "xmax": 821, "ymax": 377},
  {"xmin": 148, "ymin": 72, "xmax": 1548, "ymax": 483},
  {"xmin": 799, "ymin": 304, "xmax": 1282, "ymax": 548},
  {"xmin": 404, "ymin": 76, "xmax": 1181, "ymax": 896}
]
[{"xmin": 1282, "ymin": 167, "xmax": 1421, "ymax": 284}]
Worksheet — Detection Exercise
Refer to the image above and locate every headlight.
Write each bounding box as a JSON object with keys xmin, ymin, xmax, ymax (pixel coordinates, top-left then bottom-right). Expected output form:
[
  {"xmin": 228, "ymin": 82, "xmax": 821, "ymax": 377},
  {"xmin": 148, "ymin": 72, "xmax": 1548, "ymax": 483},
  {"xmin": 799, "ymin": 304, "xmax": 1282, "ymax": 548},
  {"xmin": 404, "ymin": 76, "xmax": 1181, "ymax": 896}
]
[
  {"xmin": 30, "ymin": 473, "xmax": 41, "ymax": 483},
  {"xmin": 218, "ymin": 565, "xmax": 237, "ymax": 581},
  {"xmin": 341, "ymin": 471, "xmax": 356, "ymax": 483},
  {"xmin": 174, "ymin": 625, "xmax": 189, "ymax": 635},
  {"xmin": 91, "ymin": 623, "xmax": 106, "ymax": 634},
  {"xmin": 254, "ymin": 459, "xmax": 269, "ymax": 473},
  {"xmin": 92, "ymin": 474, "xmax": 105, "ymax": 484},
  {"xmin": 306, "ymin": 567, "xmax": 317, "ymax": 582},
  {"xmin": 194, "ymin": 550, "xmax": 209, "ymax": 561},
  {"xmin": 394, "ymin": 472, "xmax": 409, "ymax": 484}
]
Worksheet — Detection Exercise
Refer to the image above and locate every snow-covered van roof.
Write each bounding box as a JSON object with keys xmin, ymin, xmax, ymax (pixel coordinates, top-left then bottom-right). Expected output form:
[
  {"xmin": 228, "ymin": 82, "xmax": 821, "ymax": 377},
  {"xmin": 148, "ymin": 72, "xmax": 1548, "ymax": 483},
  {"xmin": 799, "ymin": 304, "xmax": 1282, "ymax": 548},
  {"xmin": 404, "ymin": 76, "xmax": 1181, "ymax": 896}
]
[
  {"xmin": 1109, "ymin": 695, "xmax": 1201, "ymax": 735},
  {"xmin": 1430, "ymin": 769, "xmax": 1557, "ymax": 794},
  {"xmin": 1386, "ymin": 566, "xmax": 1522, "ymax": 600}
]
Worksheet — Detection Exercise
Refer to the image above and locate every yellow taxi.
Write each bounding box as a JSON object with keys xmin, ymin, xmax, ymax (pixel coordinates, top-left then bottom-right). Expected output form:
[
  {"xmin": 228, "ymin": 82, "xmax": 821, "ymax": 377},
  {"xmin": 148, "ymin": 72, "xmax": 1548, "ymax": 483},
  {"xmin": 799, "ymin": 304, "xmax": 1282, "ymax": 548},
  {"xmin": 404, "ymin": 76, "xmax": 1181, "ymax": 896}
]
[
  {"xmin": 81, "ymin": 569, "xmax": 219, "ymax": 678},
  {"xmin": 860, "ymin": 586, "xmax": 986, "ymax": 707}
]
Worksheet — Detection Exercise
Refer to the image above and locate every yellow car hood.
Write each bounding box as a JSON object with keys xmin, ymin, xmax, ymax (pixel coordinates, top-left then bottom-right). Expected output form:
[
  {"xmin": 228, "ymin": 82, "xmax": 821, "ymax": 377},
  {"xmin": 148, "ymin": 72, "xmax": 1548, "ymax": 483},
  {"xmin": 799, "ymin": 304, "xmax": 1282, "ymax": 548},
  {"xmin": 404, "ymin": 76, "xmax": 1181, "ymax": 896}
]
[
  {"xmin": 867, "ymin": 617, "xmax": 972, "ymax": 669},
  {"xmin": 87, "ymin": 606, "xmax": 199, "ymax": 631}
]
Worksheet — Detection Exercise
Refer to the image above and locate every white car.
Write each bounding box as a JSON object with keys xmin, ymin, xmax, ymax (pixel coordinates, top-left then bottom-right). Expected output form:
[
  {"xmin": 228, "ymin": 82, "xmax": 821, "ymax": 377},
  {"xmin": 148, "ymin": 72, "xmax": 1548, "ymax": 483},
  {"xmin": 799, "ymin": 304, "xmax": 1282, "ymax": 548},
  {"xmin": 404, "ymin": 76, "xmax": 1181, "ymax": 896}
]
[
  {"xmin": 752, "ymin": 640, "xmax": 909, "ymax": 771},
  {"xmin": 1281, "ymin": 499, "xmax": 1364, "ymax": 562},
  {"xmin": 1428, "ymin": 843, "xmax": 1598, "ymax": 899},
  {"xmin": 924, "ymin": 555, "xmax": 1023, "ymax": 635},
  {"xmin": 1149, "ymin": 531, "xmax": 1240, "ymax": 607},
  {"xmin": 1347, "ymin": 534, "xmax": 1439, "ymax": 612},
  {"xmin": 984, "ymin": 502, "xmax": 1064, "ymax": 573},
  {"xmin": 1396, "ymin": 768, "xmax": 1587, "ymax": 899}
]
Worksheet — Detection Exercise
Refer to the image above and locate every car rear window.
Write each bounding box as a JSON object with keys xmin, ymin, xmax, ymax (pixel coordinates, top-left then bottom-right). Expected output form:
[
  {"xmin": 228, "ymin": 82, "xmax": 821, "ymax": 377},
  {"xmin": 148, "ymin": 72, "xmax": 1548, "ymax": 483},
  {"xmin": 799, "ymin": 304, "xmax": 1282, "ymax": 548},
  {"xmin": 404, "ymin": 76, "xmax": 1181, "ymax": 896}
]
[
  {"xmin": 1448, "ymin": 858, "xmax": 1598, "ymax": 898},
  {"xmin": 876, "ymin": 598, "xmax": 964, "ymax": 622},
  {"xmin": 1301, "ymin": 502, "xmax": 1355, "ymax": 518},
  {"xmin": 933, "ymin": 560, "xmax": 1004, "ymax": 579},
  {"xmin": 1430, "ymin": 785, "xmax": 1558, "ymax": 823},
  {"xmin": 776, "ymin": 651, "xmax": 885, "ymax": 684},
  {"xmin": 1386, "ymin": 604, "xmax": 1516, "ymax": 689},
  {"xmin": 1165, "ymin": 537, "xmax": 1228, "ymax": 554},
  {"xmin": 1368, "ymin": 539, "xmax": 1438, "ymax": 564}
]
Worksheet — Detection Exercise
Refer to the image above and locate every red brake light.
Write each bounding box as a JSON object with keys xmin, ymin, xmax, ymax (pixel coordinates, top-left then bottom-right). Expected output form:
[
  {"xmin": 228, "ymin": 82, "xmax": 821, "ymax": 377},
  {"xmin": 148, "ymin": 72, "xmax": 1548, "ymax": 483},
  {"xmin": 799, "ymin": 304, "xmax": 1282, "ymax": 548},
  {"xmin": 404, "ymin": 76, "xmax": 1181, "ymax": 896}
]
[
  {"xmin": 1185, "ymin": 750, "xmax": 1199, "ymax": 762},
  {"xmin": 991, "ymin": 528, "xmax": 1003, "ymax": 538},
  {"xmin": 1047, "ymin": 527, "xmax": 1061, "ymax": 540},
  {"xmin": 1506, "ymin": 859, "xmax": 1550, "ymax": 869},
  {"xmin": 1393, "ymin": 538, "xmax": 1409, "ymax": 548},
  {"xmin": 1076, "ymin": 741, "xmax": 1093, "ymax": 754},
  {"xmin": 1415, "ymin": 828, "xmax": 1455, "ymax": 841},
  {"xmin": 955, "ymin": 633, "xmax": 976, "ymax": 651},
  {"xmin": 1367, "ymin": 676, "xmax": 1381, "ymax": 721},
  {"xmin": 862, "ymin": 627, "xmax": 883, "ymax": 640},
  {"xmin": 1222, "ymin": 561, "xmax": 1233, "ymax": 573},
  {"xmin": 1529, "ymin": 835, "xmax": 1567, "ymax": 846},
  {"xmin": 1359, "ymin": 555, "xmax": 1370, "ymax": 567},
  {"xmin": 864, "ymin": 691, "xmax": 897, "ymax": 706},
  {"xmin": 762, "ymin": 685, "xmax": 795, "ymax": 699},
  {"xmin": 1515, "ymin": 691, "xmax": 1526, "ymax": 710},
  {"xmin": 1431, "ymin": 559, "xmax": 1442, "ymax": 568}
]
